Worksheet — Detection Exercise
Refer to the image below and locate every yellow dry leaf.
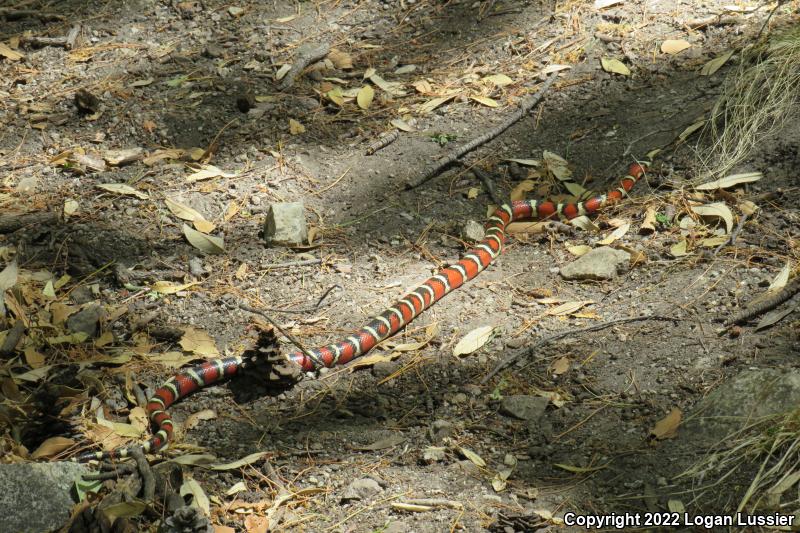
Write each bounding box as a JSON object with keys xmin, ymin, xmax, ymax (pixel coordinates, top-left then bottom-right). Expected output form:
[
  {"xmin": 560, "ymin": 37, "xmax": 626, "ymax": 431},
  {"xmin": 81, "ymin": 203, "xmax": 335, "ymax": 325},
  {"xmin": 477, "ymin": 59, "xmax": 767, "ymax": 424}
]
[
  {"xmin": 640, "ymin": 207, "xmax": 657, "ymax": 233},
  {"xmin": 510, "ymin": 180, "xmax": 536, "ymax": 201},
  {"xmin": 600, "ymin": 57, "xmax": 630, "ymax": 76},
  {"xmin": 0, "ymin": 42, "xmax": 24, "ymax": 61},
  {"xmin": 550, "ymin": 356, "xmax": 570, "ymax": 375},
  {"xmin": 470, "ymin": 96, "xmax": 499, "ymax": 108},
  {"xmin": 327, "ymin": 49, "xmax": 353, "ymax": 69},
  {"xmin": 649, "ymin": 407, "xmax": 682, "ymax": 439},
  {"xmin": 179, "ymin": 326, "xmax": 220, "ymax": 357},
  {"xmin": 418, "ymin": 95, "xmax": 456, "ymax": 114},
  {"xmin": 467, "ymin": 187, "xmax": 480, "ymax": 199},
  {"xmin": 598, "ymin": 223, "xmax": 630, "ymax": 245},
  {"xmin": 567, "ymin": 245, "xmax": 591, "ymax": 257},
  {"xmin": 661, "ymin": 39, "xmax": 691, "ymax": 54},
  {"xmin": 546, "ymin": 300, "xmax": 593, "ymax": 316},
  {"xmin": 31, "ymin": 436, "xmax": 75, "ymax": 459},
  {"xmin": 670, "ymin": 239, "xmax": 689, "ymax": 257},
  {"xmin": 452, "ymin": 326, "xmax": 494, "ymax": 357},
  {"xmin": 357, "ymin": 85, "xmax": 374, "ymax": 110},
  {"xmin": 288, "ymin": 119, "xmax": 305, "ymax": 135},
  {"xmin": 483, "ymin": 74, "xmax": 513, "ymax": 86},
  {"xmin": 700, "ymin": 50, "xmax": 733, "ymax": 76}
]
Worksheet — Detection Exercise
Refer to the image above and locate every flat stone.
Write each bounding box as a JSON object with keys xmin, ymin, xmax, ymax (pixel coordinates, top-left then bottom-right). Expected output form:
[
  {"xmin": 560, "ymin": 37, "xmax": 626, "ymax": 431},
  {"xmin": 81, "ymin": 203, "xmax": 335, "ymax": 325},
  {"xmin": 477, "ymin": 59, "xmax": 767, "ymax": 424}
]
[
  {"xmin": 264, "ymin": 202, "xmax": 307, "ymax": 246},
  {"xmin": 683, "ymin": 369, "xmax": 800, "ymax": 445},
  {"xmin": 0, "ymin": 462, "xmax": 88, "ymax": 533},
  {"xmin": 66, "ymin": 303, "xmax": 105, "ymax": 337},
  {"xmin": 429, "ymin": 419, "xmax": 454, "ymax": 443},
  {"xmin": 559, "ymin": 246, "xmax": 630, "ymax": 281},
  {"xmin": 340, "ymin": 478, "xmax": 383, "ymax": 503},
  {"xmin": 500, "ymin": 395, "xmax": 549, "ymax": 422},
  {"xmin": 462, "ymin": 220, "xmax": 485, "ymax": 242}
]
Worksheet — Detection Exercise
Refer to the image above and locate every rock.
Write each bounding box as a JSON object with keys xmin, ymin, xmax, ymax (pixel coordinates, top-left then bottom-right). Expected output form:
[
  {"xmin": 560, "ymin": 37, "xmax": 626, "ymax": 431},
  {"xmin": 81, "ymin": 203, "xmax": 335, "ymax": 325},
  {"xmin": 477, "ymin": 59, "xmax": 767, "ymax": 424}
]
[
  {"xmin": 70, "ymin": 285, "xmax": 94, "ymax": 304},
  {"xmin": 559, "ymin": 246, "xmax": 630, "ymax": 281},
  {"xmin": 463, "ymin": 220, "xmax": 485, "ymax": 242},
  {"xmin": 66, "ymin": 303, "xmax": 105, "ymax": 337},
  {"xmin": 103, "ymin": 147, "xmax": 144, "ymax": 166},
  {"xmin": 422, "ymin": 446, "xmax": 447, "ymax": 464},
  {"xmin": 371, "ymin": 360, "xmax": 399, "ymax": 380},
  {"xmin": 264, "ymin": 202, "xmax": 308, "ymax": 246},
  {"xmin": 383, "ymin": 521, "xmax": 410, "ymax": 533},
  {"xmin": 340, "ymin": 478, "xmax": 383, "ymax": 503},
  {"xmin": 429, "ymin": 419, "xmax": 454, "ymax": 443},
  {"xmin": 188, "ymin": 257, "xmax": 206, "ymax": 277},
  {"xmin": 0, "ymin": 462, "xmax": 89, "ymax": 533},
  {"xmin": 500, "ymin": 395, "xmax": 549, "ymax": 422},
  {"xmin": 683, "ymin": 369, "xmax": 800, "ymax": 445}
]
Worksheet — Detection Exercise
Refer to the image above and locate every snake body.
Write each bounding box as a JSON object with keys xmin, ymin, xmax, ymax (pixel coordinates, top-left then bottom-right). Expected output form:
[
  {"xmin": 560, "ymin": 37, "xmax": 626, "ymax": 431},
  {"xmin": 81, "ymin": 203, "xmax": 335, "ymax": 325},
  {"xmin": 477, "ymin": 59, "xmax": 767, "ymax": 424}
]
[{"xmin": 76, "ymin": 162, "xmax": 646, "ymax": 462}]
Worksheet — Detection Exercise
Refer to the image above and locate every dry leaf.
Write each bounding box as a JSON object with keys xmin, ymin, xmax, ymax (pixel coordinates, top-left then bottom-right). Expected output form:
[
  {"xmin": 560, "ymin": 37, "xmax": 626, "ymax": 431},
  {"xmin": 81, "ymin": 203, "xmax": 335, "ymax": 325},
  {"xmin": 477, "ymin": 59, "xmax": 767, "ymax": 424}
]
[
  {"xmin": 510, "ymin": 180, "xmax": 536, "ymax": 201},
  {"xmin": 390, "ymin": 118, "xmax": 415, "ymax": 132},
  {"xmin": 186, "ymin": 164, "xmax": 236, "ymax": 183},
  {"xmin": 64, "ymin": 199, "xmax": 80, "ymax": 216},
  {"xmin": 598, "ymin": 223, "xmax": 630, "ymax": 245},
  {"xmin": 471, "ymin": 96, "xmax": 499, "ymax": 108},
  {"xmin": 459, "ymin": 447, "xmax": 486, "ymax": 467},
  {"xmin": 209, "ymin": 451, "xmax": 269, "ymax": 470},
  {"xmin": 594, "ymin": 0, "xmax": 623, "ymax": 7},
  {"xmin": 467, "ymin": 187, "xmax": 480, "ymax": 199},
  {"xmin": 505, "ymin": 158, "xmax": 539, "ymax": 167},
  {"xmin": 661, "ymin": 39, "xmax": 691, "ymax": 54},
  {"xmin": 31, "ymin": 436, "xmax": 75, "ymax": 459},
  {"xmin": 695, "ymin": 171, "xmax": 762, "ymax": 190},
  {"xmin": 96, "ymin": 183, "xmax": 149, "ymax": 200},
  {"xmin": 452, "ymin": 326, "xmax": 494, "ymax": 356},
  {"xmin": 768, "ymin": 262, "xmax": 791, "ymax": 292},
  {"xmin": 180, "ymin": 479, "xmax": 210, "ymax": 515},
  {"xmin": 567, "ymin": 245, "xmax": 591, "ymax": 257},
  {"xmin": 690, "ymin": 203, "xmax": 734, "ymax": 234},
  {"xmin": 700, "ymin": 50, "xmax": 733, "ymax": 76},
  {"xmin": 0, "ymin": 42, "xmax": 24, "ymax": 61},
  {"xmin": 546, "ymin": 300, "xmax": 593, "ymax": 316},
  {"xmin": 165, "ymin": 198, "xmax": 206, "ymax": 222},
  {"xmin": 755, "ymin": 307, "xmax": 796, "ymax": 331},
  {"xmin": 183, "ymin": 224, "xmax": 225, "ymax": 254},
  {"xmin": 738, "ymin": 200, "xmax": 759, "ymax": 216},
  {"xmin": 670, "ymin": 239, "xmax": 689, "ymax": 257},
  {"xmin": 418, "ymin": 95, "xmax": 456, "ymax": 114},
  {"xmin": 180, "ymin": 326, "xmax": 220, "ymax": 357},
  {"xmin": 151, "ymin": 281, "xmax": 199, "ymax": 295},
  {"xmin": 678, "ymin": 120, "xmax": 705, "ymax": 141},
  {"xmin": 550, "ymin": 356, "xmax": 570, "ymax": 375},
  {"xmin": 542, "ymin": 151, "xmax": 571, "ymax": 181},
  {"xmin": 288, "ymin": 118, "xmax": 305, "ymax": 135},
  {"xmin": 483, "ymin": 74, "xmax": 514, "ymax": 86},
  {"xmin": 357, "ymin": 85, "xmax": 374, "ymax": 110},
  {"xmin": 327, "ymin": 49, "xmax": 352, "ymax": 69},
  {"xmin": 570, "ymin": 216, "xmax": 600, "ymax": 232},
  {"xmin": 649, "ymin": 407, "xmax": 681, "ymax": 439},
  {"xmin": 600, "ymin": 57, "xmax": 631, "ymax": 76}
]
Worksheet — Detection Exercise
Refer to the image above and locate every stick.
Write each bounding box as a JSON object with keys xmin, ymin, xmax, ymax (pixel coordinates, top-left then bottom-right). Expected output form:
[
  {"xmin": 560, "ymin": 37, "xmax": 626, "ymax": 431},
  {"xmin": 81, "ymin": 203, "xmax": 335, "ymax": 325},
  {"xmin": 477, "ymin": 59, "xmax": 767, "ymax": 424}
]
[
  {"xmin": 0, "ymin": 212, "xmax": 58, "ymax": 233},
  {"xmin": 470, "ymin": 166, "xmax": 504, "ymax": 206},
  {"xmin": 481, "ymin": 315, "xmax": 677, "ymax": 384},
  {"xmin": 253, "ymin": 284, "xmax": 340, "ymax": 314},
  {"xmin": 277, "ymin": 43, "xmax": 330, "ymax": 91},
  {"xmin": 723, "ymin": 277, "xmax": 800, "ymax": 328},
  {"xmin": 0, "ymin": 320, "xmax": 26, "ymax": 358},
  {"xmin": 239, "ymin": 304, "xmax": 317, "ymax": 363},
  {"xmin": 405, "ymin": 74, "xmax": 557, "ymax": 190},
  {"xmin": 714, "ymin": 213, "xmax": 748, "ymax": 255}
]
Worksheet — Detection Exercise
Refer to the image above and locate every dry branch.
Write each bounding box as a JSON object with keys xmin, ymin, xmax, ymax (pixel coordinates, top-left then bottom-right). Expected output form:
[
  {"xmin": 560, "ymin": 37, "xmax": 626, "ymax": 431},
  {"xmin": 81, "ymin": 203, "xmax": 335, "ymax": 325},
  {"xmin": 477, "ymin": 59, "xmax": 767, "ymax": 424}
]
[{"xmin": 406, "ymin": 73, "xmax": 557, "ymax": 190}]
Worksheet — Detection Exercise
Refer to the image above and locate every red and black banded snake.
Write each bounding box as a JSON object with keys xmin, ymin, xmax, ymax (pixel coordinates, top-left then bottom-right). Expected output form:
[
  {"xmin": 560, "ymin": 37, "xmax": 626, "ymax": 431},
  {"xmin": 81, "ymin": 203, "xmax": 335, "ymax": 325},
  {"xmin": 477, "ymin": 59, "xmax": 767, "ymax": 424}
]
[{"xmin": 75, "ymin": 162, "xmax": 647, "ymax": 462}]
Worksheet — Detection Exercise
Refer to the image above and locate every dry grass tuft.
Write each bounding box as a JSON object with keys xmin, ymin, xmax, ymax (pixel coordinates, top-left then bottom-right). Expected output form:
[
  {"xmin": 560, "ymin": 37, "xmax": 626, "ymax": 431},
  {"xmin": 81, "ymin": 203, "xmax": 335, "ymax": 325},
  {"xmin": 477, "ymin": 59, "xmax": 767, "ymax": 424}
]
[{"xmin": 697, "ymin": 25, "xmax": 800, "ymax": 181}]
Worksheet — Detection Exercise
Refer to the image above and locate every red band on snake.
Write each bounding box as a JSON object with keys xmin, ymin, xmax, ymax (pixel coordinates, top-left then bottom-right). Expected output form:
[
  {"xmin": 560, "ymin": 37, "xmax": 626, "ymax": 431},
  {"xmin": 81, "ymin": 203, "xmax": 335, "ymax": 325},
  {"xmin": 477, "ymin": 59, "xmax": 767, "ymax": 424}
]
[{"xmin": 75, "ymin": 162, "xmax": 646, "ymax": 462}]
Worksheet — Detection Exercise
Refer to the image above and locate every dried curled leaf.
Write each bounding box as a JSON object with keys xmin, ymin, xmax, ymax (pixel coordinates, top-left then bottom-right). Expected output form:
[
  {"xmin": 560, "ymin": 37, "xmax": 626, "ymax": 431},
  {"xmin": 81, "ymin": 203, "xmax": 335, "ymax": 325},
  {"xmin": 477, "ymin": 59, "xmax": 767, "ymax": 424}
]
[
  {"xmin": 452, "ymin": 326, "xmax": 494, "ymax": 356},
  {"xmin": 649, "ymin": 407, "xmax": 681, "ymax": 439}
]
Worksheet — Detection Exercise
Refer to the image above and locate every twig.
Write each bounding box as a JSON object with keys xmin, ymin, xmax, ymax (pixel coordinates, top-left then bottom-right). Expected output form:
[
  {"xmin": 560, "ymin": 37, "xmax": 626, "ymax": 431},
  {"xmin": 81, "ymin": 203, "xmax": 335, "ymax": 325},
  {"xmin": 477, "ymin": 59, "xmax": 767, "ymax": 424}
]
[
  {"xmin": 130, "ymin": 446, "xmax": 155, "ymax": 501},
  {"xmin": 405, "ymin": 74, "xmax": 557, "ymax": 190},
  {"xmin": 0, "ymin": 320, "xmax": 26, "ymax": 358},
  {"xmin": 470, "ymin": 166, "xmax": 504, "ymax": 206},
  {"xmin": 20, "ymin": 25, "xmax": 81, "ymax": 49},
  {"xmin": 278, "ymin": 43, "xmax": 330, "ymax": 91},
  {"xmin": 714, "ymin": 213, "xmax": 748, "ymax": 255},
  {"xmin": 239, "ymin": 304, "xmax": 317, "ymax": 363},
  {"xmin": 264, "ymin": 258, "xmax": 322, "ymax": 269},
  {"xmin": 685, "ymin": 15, "xmax": 743, "ymax": 29},
  {"xmin": 723, "ymin": 277, "xmax": 800, "ymax": 327},
  {"xmin": 254, "ymin": 284, "xmax": 340, "ymax": 314},
  {"xmin": 481, "ymin": 315, "xmax": 678, "ymax": 384},
  {"xmin": 0, "ymin": 212, "xmax": 58, "ymax": 233}
]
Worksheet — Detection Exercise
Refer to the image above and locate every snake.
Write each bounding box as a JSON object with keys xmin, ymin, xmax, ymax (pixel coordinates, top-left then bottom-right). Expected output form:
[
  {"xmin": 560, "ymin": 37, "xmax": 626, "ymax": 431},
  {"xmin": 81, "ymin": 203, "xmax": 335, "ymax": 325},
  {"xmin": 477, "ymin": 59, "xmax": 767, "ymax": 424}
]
[{"xmin": 75, "ymin": 162, "xmax": 647, "ymax": 462}]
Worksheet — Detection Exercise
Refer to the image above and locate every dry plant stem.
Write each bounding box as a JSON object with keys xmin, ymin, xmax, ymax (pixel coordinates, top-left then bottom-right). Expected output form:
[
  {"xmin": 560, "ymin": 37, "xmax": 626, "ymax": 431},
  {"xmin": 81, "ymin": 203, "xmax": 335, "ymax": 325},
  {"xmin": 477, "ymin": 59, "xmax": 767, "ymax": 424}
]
[
  {"xmin": 713, "ymin": 213, "xmax": 748, "ymax": 255},
  {"xmin": 20, "ymin": 25, "xmax": 81, "ymax": 49},
  {"xmin": 265, "ymin": 258, "xmax": 322, "ymax": 269},
  {"xmin": 0, "ymin": 320, "xmax": 25, "ymax": 358},
  {"xmin": 239, "ymin": 304, "xmax": 316, "ymax": 363},
  {"xmin": 723, "ymin": 277, "xmax": 800, "ymax": 327},
  {"xmin": 255, "ymin": 284, "xmax": 340, "ymax": 314},
  {"xmin": 470, "ymin": 166, "xmax": 504, "ymax": 206},
  {"xmin": 278, "ymin": 43, "xmax": 330, "ymax": 91},
  {"xmin": 0, "ymin": 212, "xmax": 58, "ymax": 233},
  {"xmin": 130, "ymin": 446, "xmax": 155, "ymax": 501},
  {"xmin": 406, "ymin": 73, "xmax": 557, "ymax": 190},
  {"xmin": 481, "ymin": 315, "xmax": 677, "ymax": 384}
]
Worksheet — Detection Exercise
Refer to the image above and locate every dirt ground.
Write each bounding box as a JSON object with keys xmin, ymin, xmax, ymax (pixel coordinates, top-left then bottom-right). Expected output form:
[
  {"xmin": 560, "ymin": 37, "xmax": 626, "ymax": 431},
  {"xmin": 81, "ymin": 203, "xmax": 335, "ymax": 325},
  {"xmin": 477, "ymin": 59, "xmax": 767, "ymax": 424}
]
[{"xmin": 2, "ymin": 0, "xmax": 799, "ymax": 531}]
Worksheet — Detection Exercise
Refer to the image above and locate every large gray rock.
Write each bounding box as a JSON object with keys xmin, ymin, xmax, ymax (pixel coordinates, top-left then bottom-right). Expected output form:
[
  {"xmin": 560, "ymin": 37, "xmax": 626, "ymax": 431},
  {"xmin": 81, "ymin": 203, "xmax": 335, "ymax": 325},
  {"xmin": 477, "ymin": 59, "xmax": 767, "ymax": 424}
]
[
  {"xmin": 500, "ymin": 395, "xmax": 549, "ymax": 422},
  {"xmin": 264, "ymin": 202, "xmax": 307, "ymax": 246},
  {"xmin": 559, "ymin": 246, "xmax": 630, "ymax": 281},
  {"xmin": 683, "ymin": 369, "xmax": 800, "ymax": 445},
  {"xmin": 0, "ymin": 462, "xmax": 88, "ymax": 533}
]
